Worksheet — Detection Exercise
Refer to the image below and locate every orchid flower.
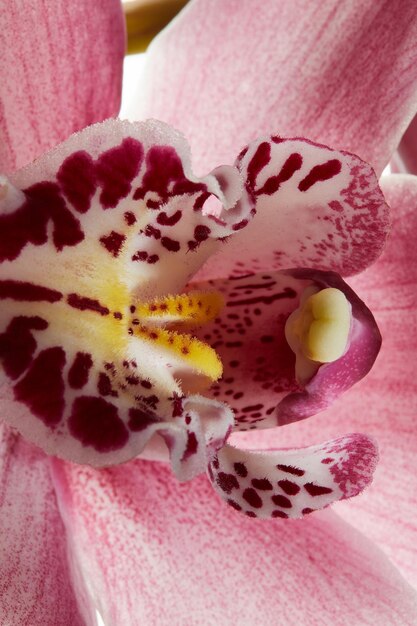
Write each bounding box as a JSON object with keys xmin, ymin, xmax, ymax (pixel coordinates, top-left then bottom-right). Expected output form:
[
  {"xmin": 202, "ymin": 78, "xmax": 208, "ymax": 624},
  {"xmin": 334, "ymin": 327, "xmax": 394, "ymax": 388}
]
[{"xmin": 1, "ymin": 1, "xmax": 417, "ymax": 625}]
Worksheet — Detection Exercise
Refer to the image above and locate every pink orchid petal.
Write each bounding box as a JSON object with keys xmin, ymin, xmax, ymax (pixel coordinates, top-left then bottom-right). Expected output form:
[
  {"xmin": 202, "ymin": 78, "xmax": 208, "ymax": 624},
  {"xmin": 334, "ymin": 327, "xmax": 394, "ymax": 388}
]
[
  {"xmin": 193, "ymin": 269, "xmax": 380, "ymax": 430},
  {"xmin": 391, "ymin": 114, "xmax": 417, "ymax": 175},
  {"xmin": 208, "ymin": 434, "xmax": 378, "ymax": 519},
  {"xmin": 199, "ymin": 136, "xmax": 389, "ymax": 279},
  {"xmin": 52, "ymin": 459, "xmax": 417, "ymax": 625},
  {"xmin": 0, "ymin": 423, "xmax": 85, "ymax": 625},
  {"xmin": 1, "ymin": 0, "xmax": 125, "ymax": 174},
  {"xmin": 133, "ymin": 0, "xmax": 417, "ymax": 178},
  {"xmin": 231, "ymin": 174, "xmax": 417, "ymax": 586}
]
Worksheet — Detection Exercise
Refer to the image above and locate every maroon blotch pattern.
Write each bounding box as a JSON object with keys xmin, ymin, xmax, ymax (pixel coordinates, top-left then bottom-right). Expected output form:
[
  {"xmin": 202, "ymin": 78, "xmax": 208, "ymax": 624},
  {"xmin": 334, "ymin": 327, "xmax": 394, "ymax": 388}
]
[
  {"xmin": 96, "ymin": 138, "xmax": 144, "ymax": 209},
  {"xmin": 0, "ymin": 280, "xmax": 62, "ymax": 303},
  {"xmin": 14, "ymin": 347, "xmax": 66, "ymax": 426},
  {"xmin": 68, "ymin": 352, "xmax": 93, "ymax": 390},
  {"xmin": 57, "ymin": 151, "xmax": 96, "ymax": 214},
  {"xmin": 0, "ymin": 182, "xmax": 84, "ymax": 262},
  {"xmin": 0, "ymin": 316, "xmax": 48, "ymax": 379},
  {"xmin": 68, "ymin": 396, "xmax": 129, "ymax": 452}
]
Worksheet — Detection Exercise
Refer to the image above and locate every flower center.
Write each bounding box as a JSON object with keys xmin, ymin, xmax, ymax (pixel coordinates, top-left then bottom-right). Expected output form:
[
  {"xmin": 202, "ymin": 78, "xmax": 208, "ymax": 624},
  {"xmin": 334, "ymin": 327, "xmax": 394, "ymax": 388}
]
[
  {"xmin": 128, "ymin": 291, "xmax": 224, "ymax": 382},
  {"xmin": 285, "ymin": 287, "xmax": 352, "ymax": 381}
]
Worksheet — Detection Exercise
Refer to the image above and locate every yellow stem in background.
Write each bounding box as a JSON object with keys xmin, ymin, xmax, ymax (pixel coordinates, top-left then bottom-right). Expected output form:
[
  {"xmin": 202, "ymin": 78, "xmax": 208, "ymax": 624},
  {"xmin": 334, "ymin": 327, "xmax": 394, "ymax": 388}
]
[{"xmin": 124, "ymin": 0, "xmax": 190, "ymax": 54}]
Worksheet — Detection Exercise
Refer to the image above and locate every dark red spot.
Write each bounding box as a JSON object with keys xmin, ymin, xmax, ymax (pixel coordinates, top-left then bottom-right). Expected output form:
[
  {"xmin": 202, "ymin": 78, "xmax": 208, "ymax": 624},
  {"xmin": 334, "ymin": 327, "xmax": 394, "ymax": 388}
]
[
  {"xmin": 278, "ymin": 479, "xmax": 300, "ymax": 495},
  {"xmin": 242, "ymin": 404, "xmax": 263, "ymax": 413},
  {"xmin": 217, "ymin": 472, "xmax": 239, "ymax": 494},
  {"xmin": 68, "ymin": 352, "xmax": 93, "ymax": 389},
  {"xmin": 124, "ymin": 211, "xmax": 136, "ymax": 225},
  {"xmin": 302, "ymin": 508, "xmax": 315, "ymax": 515},
  {"xmin": 227, "ymin": 499, "xmax": 242, "ymax": 511},
  {"xmin": 251, "ymin": 478, "xmax": 273, "ymax": 490},
  {"xmin": 182, "ymin": 431, "xmax": 198, "ymax": 461},
  {"xmin": 271, "ymin": 494, "xmax": 292, "ymax": 508},
  {"xmin": 96, "ymin": 138, "xmax": 144, "ymax": 208},
  {"xmin": 98, "ymin": 373, "xmax": 117, "ymax": 397},
  {"xmin": 141, "ymin": 394, "xmax": 159, "ymax": 408},
  {"xmin": 69, "ymin": 396, "xmax": 129, "ymax": 451},
  {"xmin": 232, "ymin": 219, "xmax": 249, "ymax": 231},
  {"xmin": 132, "ymin": 250, "xmax": 148, "ymax": 261},
  {"xmin": 257, "ymin": 153, "xmax": 303, "ymax": 195},
  {"xmin": 298, "ymin": 159, "xmax": 342, "ymax": 192},
  {"xmin": 194, "ymin": 225, "xmax": 211, "ymax": 242},
  {"xmin": 147, "ymin": 254, "xmax": 159, "ymax": 264},
  {"xmin": 245, "ymin": 511, "xmax": 257, "ymax": 518},
  {"xmin": 276, "ymin": 464, "xmax": 305, "ymax": 477},
  {"xmin": 272, "ymin": 510, "xmax": 289, "ymax": 518},
  {"xmin": 246, "ymin": 142, "xmax": 271, "ymax": 191},
  {"xmin": 172, "ymin": 394, "xmax": 183, "ymax": 417},
  {"xmin": 128, "ymin": 408, "xmax": 156, "ymax": 431},
  {"xmin": 0, "ymin": 316, "xmax": 48, "ymax": 379},
  {"xmin": 0, "ymin": 280, "xmax": 62, "ymax": 303},
  {"xmin": 234, "ymin": 462, "xmax": 248, "ymax": 478},
  {"xmin": 14, "ymin": 347, "xmax": 66, "ymax": 426},
  {"xmin": 0, "ymin": 182, "xmax": 84, "ymax": 262},
  {"xmin": 304, "ymin": 482, "xmax": 333, "ymax": 496},
  {"xmin": 242, "ymin": 487, "xmax": 263, "ymax": 508},
  {"xmin": 226, "ymin": 287, "xmax": 297, "ymax": 308},
  {"xmin": 321, "ymin": 457, "xmax": 334, "ymax": 464},
  {"xmin": 193, "ymin": 192, "xmax": 210, "ymax": 212},
  {"xmin": 141, "ymin": 379, "xmax": 152, "ymax": 389},
  {"xmin": 161, "ymin": 236, "xmax": 180, "ymax": 252},
  {"xmin": 67, "ymin": 293, "xmax": 109, "ymax": 316},
  {"xmin": 144, "ymin": 225, "xmax": 161, "ymax": 239},
  {"xmin": 99, "ymin": 231, "xmax": 126, "ymax": 257},
  {"xmin": 57, "ymin": 151, "xmax": 96, "ymax": 213},
  {"xmin": 135, "ymin": 145, "xmax": 205, "ymax": 204},
  {"xmin": 113, "ymin": 312, "xmax": 123, "ymax": 320},
  {"xmin": 157, "ymin": 210, "xmax": 182, "ymax": 226}
]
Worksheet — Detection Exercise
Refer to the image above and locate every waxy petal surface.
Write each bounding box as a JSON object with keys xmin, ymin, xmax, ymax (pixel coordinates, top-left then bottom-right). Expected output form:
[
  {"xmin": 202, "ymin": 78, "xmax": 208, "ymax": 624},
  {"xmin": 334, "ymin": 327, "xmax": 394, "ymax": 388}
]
[
  {"xmin": 1, "ymin": 0, "xmax": 125, "ymax": 174},
  {"xmin": 0, "ymin": 119, "xmax": 246, "ymax": 470},
  {"xmin": 52, "ymin": 458, "xmax": 417, "ymax": 625},
  {"xmin": 195, "ymin": 269, "xmax": 380, "ymax": 430},
  {"xmin": 233, "ymin": 174, "xmax": 417, "ymax": 586},
  {"xmin": 198, "ymin": 137, "xmax": 389, "ymax": 279},
  {"xmin": 133, "ymin": 0, "xmax": 417, "ymax": 177},
  {"xmin": 0, "ymin": 423, "xmax": 85, "ymax": 626}
]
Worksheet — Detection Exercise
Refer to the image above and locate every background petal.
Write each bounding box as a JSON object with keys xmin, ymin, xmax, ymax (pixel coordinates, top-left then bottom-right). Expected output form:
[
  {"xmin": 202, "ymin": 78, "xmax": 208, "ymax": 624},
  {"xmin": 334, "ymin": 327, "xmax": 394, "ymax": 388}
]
[
  {"xmin": 391, "ymin": 115, "xmax": 417, "ymax": 175},
  {"xmin": 0, "ymin": 0, "xmax": 125, "ymax": 174},
  {"xmin": 0, "ymin": 423, "xmax": 86, "ymax": 626},
  {"xmin": 131, "ymin": 0, "xmax": 417, "ymax": 177},
  {"xmin": 52, "ymin": 458, "xmax": 417, "ymax": 626},
  {"xmin": 232, "ymin": 174, "xmax": 417, "ymax": 587}
]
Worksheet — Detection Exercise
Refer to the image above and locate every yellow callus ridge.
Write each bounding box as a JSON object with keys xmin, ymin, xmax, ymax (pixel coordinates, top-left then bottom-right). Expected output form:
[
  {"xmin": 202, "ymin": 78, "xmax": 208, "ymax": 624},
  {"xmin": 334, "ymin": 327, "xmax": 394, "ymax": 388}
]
[
  {"xmin": 286, "ymin": 288, "xmax": 352, "ymax": 363},
  {"xmin": 130, "ymin": 290, "xmax": 224, "ymax": 382},
  {"xmin": 134, "ymin": 291, "xmax": 224, "ymax": 326},
  {"xmin": 130, "ymin": 322, "xmax": 223, "ymax": 381}
]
